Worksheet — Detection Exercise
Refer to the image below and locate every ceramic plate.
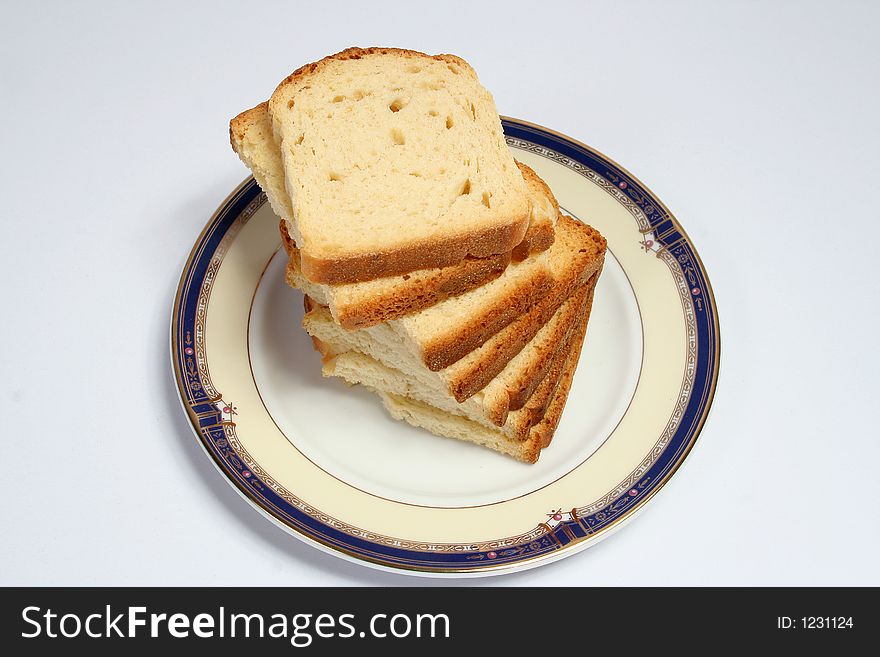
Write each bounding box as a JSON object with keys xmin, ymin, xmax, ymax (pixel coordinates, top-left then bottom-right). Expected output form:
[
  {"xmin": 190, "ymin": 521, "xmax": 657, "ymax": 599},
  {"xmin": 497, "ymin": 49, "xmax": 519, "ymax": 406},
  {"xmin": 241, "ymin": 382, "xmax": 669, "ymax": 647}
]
[{"xmin": 171, "ymin": 118, "xmax": 719, "ymax": 576}]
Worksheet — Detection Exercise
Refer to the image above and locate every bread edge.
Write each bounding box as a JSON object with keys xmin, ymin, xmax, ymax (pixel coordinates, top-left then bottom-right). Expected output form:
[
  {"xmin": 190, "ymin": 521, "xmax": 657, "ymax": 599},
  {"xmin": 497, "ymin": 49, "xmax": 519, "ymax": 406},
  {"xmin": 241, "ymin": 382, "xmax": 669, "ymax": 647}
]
[{"xmin": 449, "ymin": 247, "xmax": 602, "ymax": 403}]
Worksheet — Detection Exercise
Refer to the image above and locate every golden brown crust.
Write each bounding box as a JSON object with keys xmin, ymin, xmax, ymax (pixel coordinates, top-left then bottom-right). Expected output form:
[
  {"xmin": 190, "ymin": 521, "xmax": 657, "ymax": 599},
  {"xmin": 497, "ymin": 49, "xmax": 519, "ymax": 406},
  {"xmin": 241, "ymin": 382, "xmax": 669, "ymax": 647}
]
[
  {"xmin": 530, "ymin": 279, "xmax": 598, "ymax": 450},
  {"xmin": 511, "ymin": 276, "xmax": 597, "ymax": 441},
  {"xmin": 423, "ymin": 220, "xmax": 601, "ymax": 375},
  {"xmin": 422, "ymin": 265, "xmax": 553, "ymax": 372},
  {"xmin": 449, "ymin": 218, "xmax": 606, "ymax": 399},
  {"xmin": 500, "ymin": 277, "xmax": 594, "ymax": 441},
  {"xmin": 522, "ymin": 442, "xmax": 542, "ymax": 463},
  {"xmin": 484, "ymin": 283, "xmax": 589, "ymax": 427},
  {"xmin": 298, "ymin": 212, "xmax": 529, "ymax": 284},
  {"xmin": 287, "ymin": 255, "xmax": 513, "ymax": 330},
  {"xmin": 335, "ymin": 255, "xmax": 510, "ymax": 329},
  {"xmin": 500, "ymin": 281, "xmax": 593, "ymax": 421}
]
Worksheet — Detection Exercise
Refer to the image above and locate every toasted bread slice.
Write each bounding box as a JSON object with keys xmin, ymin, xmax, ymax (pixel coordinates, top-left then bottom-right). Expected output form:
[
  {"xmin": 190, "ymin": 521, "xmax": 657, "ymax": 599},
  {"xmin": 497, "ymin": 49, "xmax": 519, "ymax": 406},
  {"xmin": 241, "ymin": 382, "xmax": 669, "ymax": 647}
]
[
  {"xmin": 301, "ymin": 216, "xmax": 604, "ymax": 391},
  {"xmin": 263, "ymin": 47, "xmax": 531, "ymax": 283}
]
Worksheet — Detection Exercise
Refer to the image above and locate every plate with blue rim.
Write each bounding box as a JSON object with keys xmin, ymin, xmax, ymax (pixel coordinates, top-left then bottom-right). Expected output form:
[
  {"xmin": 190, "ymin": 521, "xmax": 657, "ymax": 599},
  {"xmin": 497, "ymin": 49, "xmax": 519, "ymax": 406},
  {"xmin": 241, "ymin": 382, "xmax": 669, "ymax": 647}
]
[{"xmin": 171, "ymin": 118, "xmax": 719, "ymax": 576}]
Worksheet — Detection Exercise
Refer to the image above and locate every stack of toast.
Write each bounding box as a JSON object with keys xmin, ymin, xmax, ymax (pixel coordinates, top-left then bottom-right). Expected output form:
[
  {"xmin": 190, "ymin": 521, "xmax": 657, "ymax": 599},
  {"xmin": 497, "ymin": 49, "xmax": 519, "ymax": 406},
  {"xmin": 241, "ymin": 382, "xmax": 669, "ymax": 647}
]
[{"xmin": 230, "ymin": 47, "xmax": 606, "ymax": 463}]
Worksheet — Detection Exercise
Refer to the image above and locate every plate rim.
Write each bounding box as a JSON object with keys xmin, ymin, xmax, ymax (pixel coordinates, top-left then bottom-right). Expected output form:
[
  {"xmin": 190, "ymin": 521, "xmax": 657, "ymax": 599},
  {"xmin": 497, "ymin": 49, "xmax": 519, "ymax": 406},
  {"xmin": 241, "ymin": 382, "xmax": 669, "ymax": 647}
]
[{"xmin": 171, "ymin": 117, "xmax": 721, "ymax": 576}]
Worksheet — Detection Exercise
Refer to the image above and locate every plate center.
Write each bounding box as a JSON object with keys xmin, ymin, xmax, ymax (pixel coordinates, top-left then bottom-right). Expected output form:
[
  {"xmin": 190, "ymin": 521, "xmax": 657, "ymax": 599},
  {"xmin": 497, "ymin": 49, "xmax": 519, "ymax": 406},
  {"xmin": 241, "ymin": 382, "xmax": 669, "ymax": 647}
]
[{"xmin": 248, "ymin": 249, "xmax": 641, "ymax": 508}]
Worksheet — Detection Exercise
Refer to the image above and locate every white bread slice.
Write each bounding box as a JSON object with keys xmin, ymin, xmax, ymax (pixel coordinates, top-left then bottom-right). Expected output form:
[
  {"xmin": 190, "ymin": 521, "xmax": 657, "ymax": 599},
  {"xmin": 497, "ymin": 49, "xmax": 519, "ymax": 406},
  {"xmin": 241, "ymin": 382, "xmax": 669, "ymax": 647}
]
[
  {"xmin": 280, "ymin": 161, "xmax": 556, "ymax": 329},
  {"xmin": 301, "ymin": 216, "xmax": 605, "ymax": 384},
  {"xmin": 316, "ymin": 279, "xmax": 591, "ymax": 432},
  {"xmin": 352, "ymin": 281, "xmax": 595, "ymax": 463},
  {"xmin": 265, "ymin": 47, "xmax": 531, "ymax": 284}
]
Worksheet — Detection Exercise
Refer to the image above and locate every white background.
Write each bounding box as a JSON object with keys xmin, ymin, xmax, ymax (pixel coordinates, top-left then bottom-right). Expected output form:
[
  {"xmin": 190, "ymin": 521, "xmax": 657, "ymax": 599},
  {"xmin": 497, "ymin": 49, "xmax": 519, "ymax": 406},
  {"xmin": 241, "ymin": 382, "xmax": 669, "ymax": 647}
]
[{"xmin": 1, "ymin": 0, "xmax": 877, "ymax": 586}]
